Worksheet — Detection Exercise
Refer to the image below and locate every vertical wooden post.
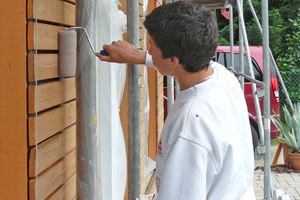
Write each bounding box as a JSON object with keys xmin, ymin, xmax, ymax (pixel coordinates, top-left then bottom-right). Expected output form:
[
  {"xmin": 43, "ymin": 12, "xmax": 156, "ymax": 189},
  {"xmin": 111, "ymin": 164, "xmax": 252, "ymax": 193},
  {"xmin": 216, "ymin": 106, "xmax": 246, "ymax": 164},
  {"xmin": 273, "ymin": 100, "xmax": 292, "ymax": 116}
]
[{"xmin": 0, "ymin": 0, "xmax": 27, "ymax": 199}]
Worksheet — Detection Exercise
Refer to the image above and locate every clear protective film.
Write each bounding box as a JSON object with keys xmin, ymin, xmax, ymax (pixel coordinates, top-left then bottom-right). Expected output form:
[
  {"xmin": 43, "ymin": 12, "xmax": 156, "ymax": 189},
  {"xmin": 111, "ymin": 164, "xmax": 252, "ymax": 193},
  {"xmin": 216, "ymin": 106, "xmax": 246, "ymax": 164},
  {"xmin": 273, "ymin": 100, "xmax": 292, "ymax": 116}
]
[
  {"xmin": 76, "ymin": 0, "xmax": 127, "ymax": 199},
  {"xmin": 96, "ymin": 0, "xmax": 127, "ymax": 200},
  {"xmin": 76, "ymin": 0, "xmax": 100, "ymax": 199}
]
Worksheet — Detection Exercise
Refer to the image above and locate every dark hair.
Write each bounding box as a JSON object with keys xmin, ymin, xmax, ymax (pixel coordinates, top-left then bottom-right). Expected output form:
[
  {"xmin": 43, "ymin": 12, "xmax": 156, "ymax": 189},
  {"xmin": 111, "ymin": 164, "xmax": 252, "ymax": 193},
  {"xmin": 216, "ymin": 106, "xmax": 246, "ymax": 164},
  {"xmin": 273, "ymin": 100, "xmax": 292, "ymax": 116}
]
[{"xmin": 144, "ymin": 1, "xmax": 218, "ymax": 72}]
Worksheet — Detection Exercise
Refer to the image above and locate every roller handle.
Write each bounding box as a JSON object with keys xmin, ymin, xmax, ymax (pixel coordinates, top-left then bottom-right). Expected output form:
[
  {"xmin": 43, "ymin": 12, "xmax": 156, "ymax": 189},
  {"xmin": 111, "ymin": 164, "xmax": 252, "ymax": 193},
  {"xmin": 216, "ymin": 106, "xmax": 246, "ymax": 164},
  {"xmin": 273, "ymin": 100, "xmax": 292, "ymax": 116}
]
[{"xmin": 99, "ymin": 48, "xmax": 143, "ymax": 56}]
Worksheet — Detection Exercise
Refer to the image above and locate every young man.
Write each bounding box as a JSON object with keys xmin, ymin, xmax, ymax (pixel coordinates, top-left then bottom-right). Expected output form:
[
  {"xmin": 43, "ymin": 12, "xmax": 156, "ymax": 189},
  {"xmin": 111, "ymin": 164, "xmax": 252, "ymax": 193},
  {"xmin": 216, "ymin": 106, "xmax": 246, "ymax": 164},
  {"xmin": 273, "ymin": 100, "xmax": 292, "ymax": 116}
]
[{"xmin": 97, "ymin": 2, "xmax": 255, "ymax": 199}]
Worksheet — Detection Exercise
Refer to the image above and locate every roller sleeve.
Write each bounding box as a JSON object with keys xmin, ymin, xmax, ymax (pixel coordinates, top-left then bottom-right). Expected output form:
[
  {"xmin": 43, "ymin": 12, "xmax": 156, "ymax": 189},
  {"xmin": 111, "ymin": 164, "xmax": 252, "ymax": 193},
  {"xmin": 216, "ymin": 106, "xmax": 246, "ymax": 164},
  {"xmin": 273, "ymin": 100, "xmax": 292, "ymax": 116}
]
[{"xmin": 58, "ymin": 30, "xmax": 77, "ymax": 77}]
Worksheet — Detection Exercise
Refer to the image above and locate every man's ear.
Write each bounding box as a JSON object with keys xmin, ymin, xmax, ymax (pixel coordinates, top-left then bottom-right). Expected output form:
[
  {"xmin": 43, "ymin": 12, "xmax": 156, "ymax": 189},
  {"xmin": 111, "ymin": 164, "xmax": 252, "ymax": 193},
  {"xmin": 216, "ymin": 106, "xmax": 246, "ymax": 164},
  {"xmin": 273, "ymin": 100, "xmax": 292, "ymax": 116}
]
[{"xmin": 170, "ymin": 56, "xmax": 179, "ymax": 68}]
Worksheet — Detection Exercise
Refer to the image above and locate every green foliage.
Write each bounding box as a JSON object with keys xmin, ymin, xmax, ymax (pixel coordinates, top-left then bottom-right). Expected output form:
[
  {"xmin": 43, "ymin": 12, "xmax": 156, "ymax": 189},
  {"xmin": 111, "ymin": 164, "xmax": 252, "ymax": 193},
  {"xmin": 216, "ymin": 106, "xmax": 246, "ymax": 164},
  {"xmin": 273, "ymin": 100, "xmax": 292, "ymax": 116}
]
[
  {"xmin": 271, "ymin": 138, "xmax": 281, "ymax": 146},
  {"xmin": 216, "ymin": 0, "xmax": 286, "ymax": 59},
  {"xmin": 271, "ymin": 103, "xmax": 300, "ymax": 153},
  {"xmin": 218, "ymin": 37, "xmax": 230, "ymax": 45},
  {"xmin": 277, "ymin": 11, "xmax": 300, "ymax": 104}
]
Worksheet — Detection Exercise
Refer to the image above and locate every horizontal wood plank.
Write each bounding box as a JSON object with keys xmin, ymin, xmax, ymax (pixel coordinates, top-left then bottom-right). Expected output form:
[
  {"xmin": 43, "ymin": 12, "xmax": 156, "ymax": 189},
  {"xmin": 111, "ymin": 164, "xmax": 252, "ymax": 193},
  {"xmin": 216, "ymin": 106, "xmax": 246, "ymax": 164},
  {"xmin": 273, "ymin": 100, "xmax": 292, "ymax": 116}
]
[
  {"xmin": 28, "ymin": 0, "xmax": 75, "ymax": 26},
  {"xmin": 47, "ymin": 173, "xmax": 76, "ymax": 200},
  {"xmin": 139, "ymin": 41, "xmax": 145, "ymax": 49},
  {"xmin": 157, "ymin": 74, "xmax": 163, "ymax": 84},
  {"xmin": 140, "ymin": 65, "xmax": 145, "ymax": 76},
  {"xmin": 139, "ymin": 29, "xmax": 145, "ymax": 41},
  {"xmin": 139, "ymin": 17, "xmax": 145, "ymax": 28},
  {"xmin": 157, "ymin": 88, "xmax": 164, "ymax": 100},
  {"xmin": 140, "ymin": 108, "xmax": 145, "ymax": 124},
  {"xmin": 28, "ymin": 54, "xmax": 59, "ymax": 81},
  {"xmin": 28, "ymin": 100, "xmax": 76, "ymax": 145},
  {"xmin": 140, "ymin": 98, "xmax": 145, "ymax": 112},
  {"xmin": 28, "ymin": 78, "xmax": 76, "ymax": 113},
  {"xmin": 63, "ymin": 0, "xmax": 76, "ymax": 4},
  {"xmin": 140, "ymin": 74, "xmax": 145, "ymax": 87},
  {"xmin": 139, "ymin": 4, "xmax": 144, "ymax": 17},
  {"xmin": 29, "ymin": 125, "xmax": 76, "ymax": 177},
  {"xmin": 157, "ymin": 106, "xmax": 164, "ymax": 119},
  {"xmin": 29, "ymin": 150, "xmax": 76, "ymax": 200},
  {"xmin": 140, "ymin": 86, "xmax": 145, "ymax": 99},
  {"xmin": 140, "ymin": 120, "xmax": 145, "ymax": 138},
  {"xmin": 157, "ymin": 97, "xmax": 164, "ymax": 110},
  {"xmin": 28, "ymin": 22, "xmax": 66, "ymax": 50},
  {"xmin": 157, "ymin": 117, "xmax": 164, "ymax": 134}
]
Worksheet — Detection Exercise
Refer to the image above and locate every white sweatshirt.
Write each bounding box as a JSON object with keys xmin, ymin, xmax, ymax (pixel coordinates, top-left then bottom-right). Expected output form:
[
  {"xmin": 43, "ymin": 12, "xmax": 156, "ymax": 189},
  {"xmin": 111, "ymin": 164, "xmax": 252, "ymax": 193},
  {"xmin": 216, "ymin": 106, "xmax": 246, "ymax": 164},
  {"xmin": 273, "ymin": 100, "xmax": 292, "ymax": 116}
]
[{"xmin": 146, "ymin": 55, "xmax": 255, "ymax": 199}]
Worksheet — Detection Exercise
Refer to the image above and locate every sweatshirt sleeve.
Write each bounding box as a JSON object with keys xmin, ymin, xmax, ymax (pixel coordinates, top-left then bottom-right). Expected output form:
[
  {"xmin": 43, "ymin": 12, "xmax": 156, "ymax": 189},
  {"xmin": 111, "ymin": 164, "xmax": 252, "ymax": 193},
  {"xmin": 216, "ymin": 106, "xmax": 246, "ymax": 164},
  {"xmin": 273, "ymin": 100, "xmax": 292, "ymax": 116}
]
[
  {"xmin": 157, "ymin": 137, "xmax": 217, "ymax": 200},
  {"xmin": 145, "ymin": 51, "xmax": 157, "ymax": 70}
]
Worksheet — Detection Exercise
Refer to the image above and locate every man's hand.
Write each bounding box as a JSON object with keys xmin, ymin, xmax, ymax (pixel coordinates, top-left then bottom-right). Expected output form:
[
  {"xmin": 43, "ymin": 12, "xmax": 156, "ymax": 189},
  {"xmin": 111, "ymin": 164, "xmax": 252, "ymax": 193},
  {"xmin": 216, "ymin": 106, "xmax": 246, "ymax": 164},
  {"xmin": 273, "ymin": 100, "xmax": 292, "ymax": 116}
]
[{"xmin": 96, "ymin": 40, "xmax": 147, "ymax": 65}]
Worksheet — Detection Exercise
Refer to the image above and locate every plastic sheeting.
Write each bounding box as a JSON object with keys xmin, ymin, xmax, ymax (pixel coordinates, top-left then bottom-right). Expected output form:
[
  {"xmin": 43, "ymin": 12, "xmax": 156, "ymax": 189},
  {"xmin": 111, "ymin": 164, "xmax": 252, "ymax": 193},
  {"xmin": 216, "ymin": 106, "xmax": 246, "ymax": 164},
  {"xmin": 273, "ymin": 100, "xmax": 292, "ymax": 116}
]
[
  {"xmin": 96, "ymin": 0, "xmax": 127, "ymax": 200},
  {"xmin": 76, "ymin": 0, "xmax": 99, "ymax": 199},
  {"xmin": 76, "ymin": 0, "xmax": 127, "ymax": 199}
]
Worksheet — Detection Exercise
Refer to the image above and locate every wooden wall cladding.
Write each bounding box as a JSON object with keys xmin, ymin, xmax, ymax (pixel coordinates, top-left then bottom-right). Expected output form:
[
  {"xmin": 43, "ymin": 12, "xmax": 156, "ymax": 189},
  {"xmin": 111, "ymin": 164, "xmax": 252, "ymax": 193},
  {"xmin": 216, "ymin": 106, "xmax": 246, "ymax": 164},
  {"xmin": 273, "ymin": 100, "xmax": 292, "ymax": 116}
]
[
  {"xmin": 28, "ymin": 78, "xmax": 76, "ymax": 113},
  {"xmin": 29, "ymin": 125, "xmax": 76, "ymax": 177},
  {"xmin": 28, "ymin": 54, "xmax": 59, "ymax": 81},
  {"xmin": 28, "ymin": 22, "xmax": 66, "ymax": 50},
  {"xmin": 29, "ymin": 149, "xmax": 76, "ymax": 200},
  {"xmin": 138, "ymin": 1, "xmax": 157, "ymax": 195},
  {"xmin": 28, "ymin": 0, "xmax": 75, "ymax": 26},
  {"xmin": 27, "ymin": 0, "xmax": 77, "ymax": 199},
  {"xmin": 47, "ymin": 173, "xmax": 76, "ymax": 200},
  {"xmin": 156, "ymin": 74, "xmax": 164, "ymax": 135},
  {"xmin": 28, "ymin": 100, "xmax": 76, "ymax": 145},
  {"xmin": 139, "ymin": 1, "xmax": 146, "ymax": 194}
]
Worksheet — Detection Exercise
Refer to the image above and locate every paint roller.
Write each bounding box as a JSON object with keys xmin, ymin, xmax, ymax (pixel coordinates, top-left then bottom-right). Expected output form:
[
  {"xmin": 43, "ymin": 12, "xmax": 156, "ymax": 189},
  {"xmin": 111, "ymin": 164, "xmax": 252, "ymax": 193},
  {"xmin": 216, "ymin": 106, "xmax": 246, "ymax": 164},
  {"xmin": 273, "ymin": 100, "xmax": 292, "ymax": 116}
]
[
  {"xmin": 58, "ymin": 27, "xmax": 112, "ymax": 77},
  {"xmin": 58, "ymin": 27, "xmax": 142, "ymax": 77}
]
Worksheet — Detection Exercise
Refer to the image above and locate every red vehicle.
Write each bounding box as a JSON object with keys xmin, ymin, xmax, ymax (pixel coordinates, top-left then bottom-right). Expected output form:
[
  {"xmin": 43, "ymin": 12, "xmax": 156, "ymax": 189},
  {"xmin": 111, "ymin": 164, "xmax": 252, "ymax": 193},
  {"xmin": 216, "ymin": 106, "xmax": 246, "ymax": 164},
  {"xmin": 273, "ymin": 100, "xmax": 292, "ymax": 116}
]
[{"xmin": 164, "ymin": 46, "xmax": 280, "ymax": 149}]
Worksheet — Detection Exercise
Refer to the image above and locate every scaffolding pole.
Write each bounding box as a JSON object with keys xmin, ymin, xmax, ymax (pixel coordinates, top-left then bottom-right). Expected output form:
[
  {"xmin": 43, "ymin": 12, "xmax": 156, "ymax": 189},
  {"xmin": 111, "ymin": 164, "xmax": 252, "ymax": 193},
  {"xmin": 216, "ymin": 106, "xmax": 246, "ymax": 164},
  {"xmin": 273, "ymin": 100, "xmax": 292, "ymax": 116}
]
[
  {"xmin": 235, "ymin": 0, "xmax": 265, "ymax": 146},
  {"xmin": 76, "ymin": 0, "xmax": 99, "ymax": 199},
  {"xmin": 166, "ymin": 0, "xmax": 175, "ymax": 112},
  {"xmin": 261, "ymin": 0, "xmax": 272, "ymax": 198},
  {"xmin": 127, "ymin": 0, "xmax": 141, "ymax": 199},
  {"xmin": 247, "ymin": 0, "xmax": 294, "ymax": 113}
]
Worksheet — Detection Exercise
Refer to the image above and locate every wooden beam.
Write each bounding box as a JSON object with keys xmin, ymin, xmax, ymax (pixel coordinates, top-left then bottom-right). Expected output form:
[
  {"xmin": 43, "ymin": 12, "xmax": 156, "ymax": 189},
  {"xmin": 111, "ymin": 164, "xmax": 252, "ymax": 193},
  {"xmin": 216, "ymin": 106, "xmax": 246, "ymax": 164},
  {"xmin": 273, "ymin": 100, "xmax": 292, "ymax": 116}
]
[
  {"xmin": 148, "ymin": 67, "xmax": 158, "ymax": 161},
  {"xmin": 140, "ymin": 98, "xmax": 145, "ymax": 111},
  {"xmin": 140, "ymin": 29, "xmax": 145, "ymax": 40},
  {"xmin": 139, "ymin": 17, "xmax": 145, "ymax": 29},
  {"xmin": 28, "ymin": 22, "xmax": 66, "ymax": 50},
  {"xmin": 63, "ymin": 0, "xmax": 76, "ymax": 4},
  {"xmin": 140, "ymin": 41, "xmax": 144, "ymax": 49},
  {"xmin": 0, "ymin": 0, "xmax": 27, "ymax": 199},
  {"xmin": 140, "ymin": 74, "xmax": 145, "ymax": 87},
  {"xmin": 29, "ymin": 149, "xmax": 76, "ymax": 200},
  {"xmin": 140, "ymin": 86, "xmax": 145, "ymax": 100},
  {"xmin": 27, "ymin": 0, "xmax": 75, "ymax": 26},
  {"xmin": 139, "ymin": 4, "xmax": 144, "ymax": 17},
  {"xmin": 140, "ymin": 65, "xmax": 145, "ymax": 75},
  {"xmin": 272, "ymin": 140, "xmax": 283, "ymax": 165},
  {"xmin": 28, "ymin": 54, "xmax": 59, "ymax": 82},
  {"xmin": 29, "ymin": 125, "xmax": 76, "ymax": 177},
  {"xmin": 157, "ymin": 87, "xmax": 164, "ymax": 101},
  {"xmin": 28, "ymin": 100, "xmax": 76, "ymax": 145},
  {"xmin": 28, "ymin": 78, "xmax": 76, "ymax": 113},
  {"xmin": 47, "ymin": 173, "xmax": 76, "ymax": 200}
]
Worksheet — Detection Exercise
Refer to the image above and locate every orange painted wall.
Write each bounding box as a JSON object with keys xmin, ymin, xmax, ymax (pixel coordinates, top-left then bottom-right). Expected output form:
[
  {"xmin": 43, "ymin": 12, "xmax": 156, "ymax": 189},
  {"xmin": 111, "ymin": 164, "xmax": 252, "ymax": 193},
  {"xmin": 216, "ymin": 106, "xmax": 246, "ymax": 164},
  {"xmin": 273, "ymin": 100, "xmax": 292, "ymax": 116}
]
[{"xmin": 0, "ymin": 0, "xmax": 28, "ymax": 199}]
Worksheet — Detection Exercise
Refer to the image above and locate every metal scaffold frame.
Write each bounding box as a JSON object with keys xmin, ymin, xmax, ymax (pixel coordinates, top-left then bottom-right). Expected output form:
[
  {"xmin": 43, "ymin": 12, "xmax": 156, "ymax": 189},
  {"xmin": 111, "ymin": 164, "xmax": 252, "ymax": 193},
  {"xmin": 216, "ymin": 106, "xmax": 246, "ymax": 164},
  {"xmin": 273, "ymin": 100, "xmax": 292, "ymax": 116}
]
[{"xmin": 226, "ymin": 0, "xmax": 293, "ymax": 199}]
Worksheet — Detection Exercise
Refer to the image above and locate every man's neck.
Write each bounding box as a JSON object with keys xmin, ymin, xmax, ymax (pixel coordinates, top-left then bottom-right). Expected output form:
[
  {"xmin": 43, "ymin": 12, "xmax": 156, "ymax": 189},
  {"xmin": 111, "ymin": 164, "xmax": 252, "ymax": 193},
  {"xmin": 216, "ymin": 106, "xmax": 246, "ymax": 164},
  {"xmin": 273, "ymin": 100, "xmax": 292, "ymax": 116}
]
[{"xmin": 175, "ymin": 65, "xmax": 214, "ymax": 91}]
